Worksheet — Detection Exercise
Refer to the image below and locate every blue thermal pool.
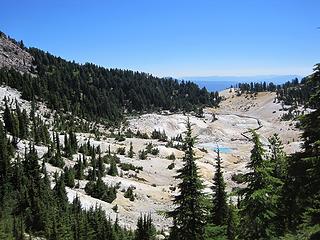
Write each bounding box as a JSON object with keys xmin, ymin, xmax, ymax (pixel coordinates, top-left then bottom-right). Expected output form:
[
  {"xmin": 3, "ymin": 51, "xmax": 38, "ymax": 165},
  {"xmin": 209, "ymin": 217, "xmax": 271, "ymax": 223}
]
[{"xmin": 212, "ymin": 147, "xmax": 232, "ymax": 153}]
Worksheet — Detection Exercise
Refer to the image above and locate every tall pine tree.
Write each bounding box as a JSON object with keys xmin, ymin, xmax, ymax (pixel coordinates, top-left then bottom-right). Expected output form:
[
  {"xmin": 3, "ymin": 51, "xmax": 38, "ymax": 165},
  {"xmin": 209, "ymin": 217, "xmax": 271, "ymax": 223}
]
[
  {"xmin": 239, "ymin": 130, "xmax": 281, "ymax": 239},
  {"xmin": 211, "ymin": 148, "xmax": 228, "ymax": 226},
  {"xmin": 135, "ymin": 214, "xmax": 156, "ymax": 240},
  {"xmin": 170, "ymin": 118, "xmax": 206, "ymax": 240}
]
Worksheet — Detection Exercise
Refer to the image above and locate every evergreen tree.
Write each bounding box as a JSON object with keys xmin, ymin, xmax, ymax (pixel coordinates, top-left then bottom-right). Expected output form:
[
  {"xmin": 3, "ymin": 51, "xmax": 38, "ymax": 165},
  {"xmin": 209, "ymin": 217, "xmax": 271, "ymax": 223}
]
[
  {"xmin": 170, "ymin": 118, "xmax": 206, "ymax": 240},
  {"xmin": 74, "ymin": 156, "xmax": 84, "ymax": 180},
  {"xmin": 268, "ymin": 133, "xmax": 287, "ymax": 234},
  {"xmin": 53, "ymin": 172, "xmax": 69, "ymax": 211},
  {"xmin": 11, "ymin": 111, "xmax": 19, "ymax": 146},
  {"xmin": 3, "ymin": 97, "xmax": 13, "ymax": 134},
  {"xmin": 268, "ymin": 133, "xmax": 287, "ymax": 180},
  {"xmin": 64, "ymin": 133, "xmax": 72, "ymax": 158},
  {"xmin": 55, "ymin": 132, "xmax": 61, "ymax": 156},
  {"xmin": 49, "ymin": 133, "xmax": 65, "ymax": 168},
  {"xmin": 87, "ymin": 151, "xmax": 97, "ymax": 181},
  {"xmin": 124, "ymin": 187, "xmax": 135, "ymax": 201},
  {"xmin": 139, "ymin": 149, "xmax": 147, "ymax": 160},
  {"xmin": 282, "ymin": 64, "xmax": 320, "ymax": 236},
  {"xmin": 97, "ymin": 151, "xmax": 105, "ymax": 177},
  {"xmin": 239, "ymin": 130, "xmax": 281, "ymax": 239},
  {"xmin": 135, "ymin": 214, "xmax": 156, "ymax": 240},
  {"xmin": 0, "ymin": 121, "xmax": 10, "ymax": 186},
  {"xmin": 69, "ymin": 130, "xmax": 78, "ymax": 153},
  {"xmin": 108, "ymin": 159, "xmax": 118, "ymax": 176},
  {"xmin": 16, "ymin": 100, "xmax": 29, "ymax": 139},
  {"xmin": 64, "ymin": 166, "xmax": 75, "ymax": 188},
  {"xmin": 211, "ymin": 148, "xmax": 228, "ymax": 225},
  {"xmin": 227, "ymin": 203, "xmax": 237, "ymax": 240},
  {"xmin": 128, "ymin": 142, "xmax": 134, "ymax": 158}
]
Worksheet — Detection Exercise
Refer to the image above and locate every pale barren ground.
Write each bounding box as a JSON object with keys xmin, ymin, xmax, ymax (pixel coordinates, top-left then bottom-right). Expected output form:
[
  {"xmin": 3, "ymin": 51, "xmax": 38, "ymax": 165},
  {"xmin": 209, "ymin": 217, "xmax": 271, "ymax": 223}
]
[{"xmin": 0, "ymin": 86, "xmax": 302, "ymax": 232}]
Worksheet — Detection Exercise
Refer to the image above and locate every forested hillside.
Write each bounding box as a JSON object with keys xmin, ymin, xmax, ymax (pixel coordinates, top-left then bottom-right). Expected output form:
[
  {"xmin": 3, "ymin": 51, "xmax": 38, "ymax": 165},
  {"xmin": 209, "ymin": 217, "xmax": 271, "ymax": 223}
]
[{"xmin": 0, "ymin": 32, "xmax": 220, "ymax": 123}]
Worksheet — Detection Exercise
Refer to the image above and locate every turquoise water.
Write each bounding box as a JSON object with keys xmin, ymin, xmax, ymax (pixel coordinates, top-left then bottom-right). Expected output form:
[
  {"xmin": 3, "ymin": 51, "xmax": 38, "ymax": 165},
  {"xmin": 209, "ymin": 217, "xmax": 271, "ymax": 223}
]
[
  {"xmin": 213, "ymin": 147, "xmax": 232, "ymax": 153},
  {"xmin": 198, "ymin": 143, "xmax": 233, "ymax": 154}
]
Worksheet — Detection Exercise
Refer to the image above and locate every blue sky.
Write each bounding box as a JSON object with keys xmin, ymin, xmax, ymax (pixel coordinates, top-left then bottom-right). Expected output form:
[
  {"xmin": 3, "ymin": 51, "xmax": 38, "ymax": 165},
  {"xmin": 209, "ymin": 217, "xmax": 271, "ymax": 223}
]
[{"xmin": 1, "ymin": 0, "xmax": 319, "ymax": 78}]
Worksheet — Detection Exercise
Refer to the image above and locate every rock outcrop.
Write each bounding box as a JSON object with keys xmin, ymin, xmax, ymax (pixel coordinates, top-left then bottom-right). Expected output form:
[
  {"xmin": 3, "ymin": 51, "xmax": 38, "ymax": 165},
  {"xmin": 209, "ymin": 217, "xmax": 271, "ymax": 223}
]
[{"xmin": 0, "ymin": 32, "xmax": 34, "ymax": 74}]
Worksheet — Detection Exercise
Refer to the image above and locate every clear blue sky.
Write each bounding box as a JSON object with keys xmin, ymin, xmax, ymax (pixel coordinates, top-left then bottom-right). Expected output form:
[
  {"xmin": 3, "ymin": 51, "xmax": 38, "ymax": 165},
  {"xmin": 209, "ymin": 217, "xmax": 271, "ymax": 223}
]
[{"xmin": 1, "ymin": 0, "xmax": 319, "ymax": 78}]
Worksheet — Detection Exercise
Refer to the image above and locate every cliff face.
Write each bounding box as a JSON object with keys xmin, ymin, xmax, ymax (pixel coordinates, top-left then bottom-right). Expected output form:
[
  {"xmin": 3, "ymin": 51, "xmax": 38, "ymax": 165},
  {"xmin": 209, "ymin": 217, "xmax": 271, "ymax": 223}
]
[{"xmin": 0, "ymin": 33, "xmax": 34, "ymax": 74}]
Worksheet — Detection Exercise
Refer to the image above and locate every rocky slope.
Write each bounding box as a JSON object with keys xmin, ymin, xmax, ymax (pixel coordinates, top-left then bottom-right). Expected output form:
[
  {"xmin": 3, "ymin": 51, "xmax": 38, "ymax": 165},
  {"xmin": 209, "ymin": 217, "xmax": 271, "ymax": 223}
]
[{"xmin": 0, "ymin": 32, "xmax": 34, "ymax": 73}]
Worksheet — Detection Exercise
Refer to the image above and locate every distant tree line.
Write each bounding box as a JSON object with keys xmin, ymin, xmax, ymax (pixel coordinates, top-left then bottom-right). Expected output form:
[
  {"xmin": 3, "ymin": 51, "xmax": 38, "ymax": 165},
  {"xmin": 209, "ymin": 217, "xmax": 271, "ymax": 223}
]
[{"xmin": 235, "ymin": 74, "xmax": 319, "ymax": 108}]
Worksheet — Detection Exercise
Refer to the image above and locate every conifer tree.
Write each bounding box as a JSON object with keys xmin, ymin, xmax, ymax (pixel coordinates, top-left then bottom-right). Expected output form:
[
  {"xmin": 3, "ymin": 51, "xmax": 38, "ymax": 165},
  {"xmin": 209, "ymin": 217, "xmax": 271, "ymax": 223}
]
[
  {"xmin": 240, "ymin": 130, "xmax": 280, "ymax": 239},
  {"xmin": 0, "ymin": 121, "xmax": 10, "ymax": 186},
  {"xmin": 297, "ymin": 65, "xmax": 320, "ymax": 236},
  {"xmin": 211, "ymin": 148, "xmax": 228, "ymax": 225},
  {"xmin": 17, "ymin": 101, "xmax": 27, "ymax": 139},
  {"xmin": 75, "ymin": 156, "xmax": 84, "ymax": 180},
  {"xmin": 170, "ymin": 118, "xmax": 206, "ymax": 240},
  {"xmin": 268, "ymin": 133, "xmax": 287, "ymax": 180},
  {"xmin": 268, "ymin": 133, "xmax": 288, "ymax": 234},
  {"xmin": 227, "ymin": 203, "xmax": 237, "ymax": 240},
  {"xmin": 49, "ymin": 132, "xmax": 64, "ymax": 168},
  {"xmin": 135, "ymin": 214, "xmax": 156, "ymax": 240},
  {"xmin": 64, "ymin": 166, "xmax": 75, "ymax": 188},
  {"xmin": 53, "ymin": 173, "xmax": 68, "ymax": 211},
  {"xmin": 88, "ymin": 152, "xmax": 97, "ymax": 181},
  {"xmin": 55, "ymin": 132, "xmax": 61, "ymax": 157},
  {"xmin": 69, "ymin": 130, "xmax": 78, "ymax": 153},
  {"xmin": 11, "ymin": 111, "xmax": 19, "ymax": 146},
  {"xmin": 97, "ymin": 151, "xmax": 105, "ymax": 177},
  {"xmin": 139, "ymin": 149, "xmax": 147, "ymax": 160},
  {"xmin": 108, "ymin": 159, "xmax": 118, "ymax": 176},
  {"xmin": 3, "ymin": 97, "xmax": 13, "ymax": 134},
  {"xmin": 282, "ymin": 64, "xmax": 320, "ymax": 236},
  {"xmin": 128, "ymin": 142, "xmax": 134, "ymax": 158},
  {"xmin": 64, "ymin": 133, "xmax": 72, "ymax": 158}
]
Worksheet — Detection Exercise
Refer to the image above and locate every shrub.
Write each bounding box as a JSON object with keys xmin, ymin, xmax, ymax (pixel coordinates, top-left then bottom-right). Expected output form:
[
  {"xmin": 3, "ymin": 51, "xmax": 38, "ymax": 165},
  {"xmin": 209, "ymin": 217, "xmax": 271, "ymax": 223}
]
[
  {"xmin": 116, "ymin": 147, "xmax": 126, "ymax": 155},
  {"xmin": 103, "ymin": 154, "xmax": 120, "ymax": 164},
  {"xmin": 85, "ymin": 178, "xmax": 117, "ymax": 203},
  {"xmin": 199, "ymin": 147, "xmax": 208, "ymax": 153},
  {"xmin": 139, "ymin": 150, "xmax": 147, "ymax": 160},
  {"xmin": 167, "ymin": 162, "xmax": 175, "ymax": 170},
  {"xmin": 145, "ymin": 142, "xmax": 159, "ymax": 155},
  {"xmin": 151, "ymin": 129, "xmax": 167, "ymax": 141},
  {"xmin": 115, "ymin": 134, "xmax": 126, "ymax": 142},
  {"xmin": 119, "ymin": 163, "xmax": 143, "ymax": 172},
  {"xmin": 166, "ymin": 153, "xmax": 176, "ymax": 160},
  {"xmin": 124, "ymin": 187, "xmax": 135, "ymax": 201},
  {"xmin": 150, "ymin": 148, "xmax": 159, "ymax": 155},
  {"xmin": 136, "ymin": 130, "xmax": 149, "ymax": 139},
  {"xmin": 112, "ymin": 204, "xmax": 118, "ymax": 213},
  {"xmin": 231, "ymin": 173, "xmax": 246, "ymax": 184}
]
